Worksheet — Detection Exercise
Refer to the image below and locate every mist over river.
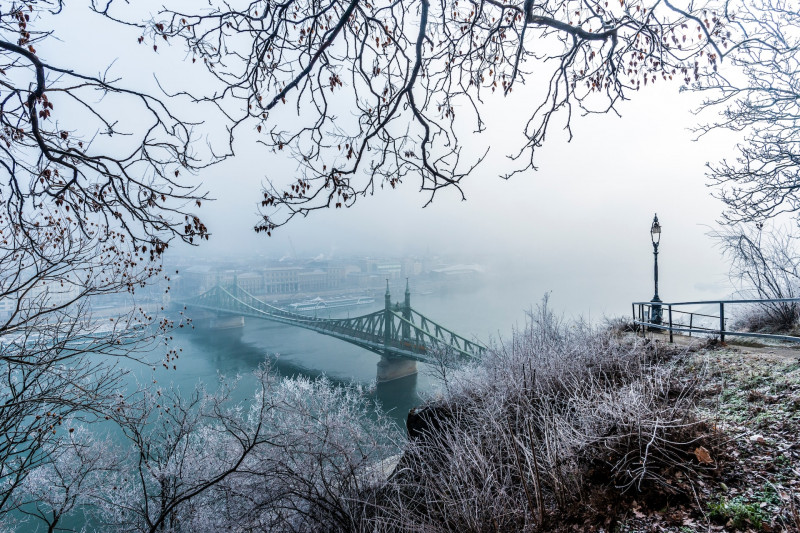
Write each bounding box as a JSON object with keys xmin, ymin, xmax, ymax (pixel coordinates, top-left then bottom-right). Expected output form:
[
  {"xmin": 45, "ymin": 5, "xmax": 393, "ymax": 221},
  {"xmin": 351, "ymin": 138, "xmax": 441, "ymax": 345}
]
[{"xmin": 140, "ymin": 263, "xmax": 640, "ymax": 426}]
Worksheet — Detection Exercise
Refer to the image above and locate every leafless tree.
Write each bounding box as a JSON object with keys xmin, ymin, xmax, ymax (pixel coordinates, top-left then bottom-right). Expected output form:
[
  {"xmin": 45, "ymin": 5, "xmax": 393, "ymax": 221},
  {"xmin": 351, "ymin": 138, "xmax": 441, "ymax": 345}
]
[
  {"xmin": 1, "ymin": 1, "xmax": 213, "ymax": 251},
  {"xmin": 0, "ymin": 0, "xmax": 216, "ymax": 517},
  {"xmin": 695, "ymin": 0, "xmax": 800, "ymax": 225},
  {"xmin": 10, "ymin": 426, "xmax": 120, "ymax": 532},
  {"xmin": 96, "ymin": 0, "xmax": 732, "ymax": 234},
  {"xmin": 714, "ymin": 223, "xmax": 800, "ymax": 332}
]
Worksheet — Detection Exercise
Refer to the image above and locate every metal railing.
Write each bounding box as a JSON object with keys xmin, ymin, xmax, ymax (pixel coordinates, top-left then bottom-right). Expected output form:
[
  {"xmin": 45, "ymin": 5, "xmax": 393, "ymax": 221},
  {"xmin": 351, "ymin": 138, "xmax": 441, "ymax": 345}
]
[{"xmin": 632, "ymin": 298, "xmax": 800, "ymax": 344}]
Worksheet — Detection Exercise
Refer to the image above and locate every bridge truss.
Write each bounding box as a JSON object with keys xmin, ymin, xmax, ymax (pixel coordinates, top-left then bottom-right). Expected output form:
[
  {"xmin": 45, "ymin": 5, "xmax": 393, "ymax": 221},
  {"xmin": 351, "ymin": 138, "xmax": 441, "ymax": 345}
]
[{"xmin": 180, "ymin": 283, "xmax": 485, "ymax": 363}]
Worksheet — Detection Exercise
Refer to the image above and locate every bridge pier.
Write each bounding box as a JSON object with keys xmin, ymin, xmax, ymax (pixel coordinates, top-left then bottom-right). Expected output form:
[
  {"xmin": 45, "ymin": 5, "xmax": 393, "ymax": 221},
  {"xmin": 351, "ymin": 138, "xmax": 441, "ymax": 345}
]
[{"xmin": 376, "ymin": 355, "xmax": 418, "ymax": 382}]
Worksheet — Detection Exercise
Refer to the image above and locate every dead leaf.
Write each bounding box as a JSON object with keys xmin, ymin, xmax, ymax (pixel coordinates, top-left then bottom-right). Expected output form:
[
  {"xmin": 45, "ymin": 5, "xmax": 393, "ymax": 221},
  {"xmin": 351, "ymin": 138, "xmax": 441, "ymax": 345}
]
[{"xmin": 694, "ymin": 446, "xmax": 713, "ymax": 464}]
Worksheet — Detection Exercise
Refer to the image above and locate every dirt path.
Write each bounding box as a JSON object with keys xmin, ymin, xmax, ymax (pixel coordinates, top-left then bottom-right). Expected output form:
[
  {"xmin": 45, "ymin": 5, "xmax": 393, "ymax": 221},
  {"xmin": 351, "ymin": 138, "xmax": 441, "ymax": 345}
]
[{"xmin": 642, "ymin": 330, "xmax": 800, "ymax": 362}]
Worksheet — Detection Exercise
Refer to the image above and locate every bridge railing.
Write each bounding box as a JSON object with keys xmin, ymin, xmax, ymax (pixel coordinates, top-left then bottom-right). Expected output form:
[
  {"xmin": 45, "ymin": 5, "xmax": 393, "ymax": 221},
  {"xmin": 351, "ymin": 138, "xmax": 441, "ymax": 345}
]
[
  {"xmin": 632, "ymin": 298, "xmax": 800, "ymax": 344},
  {"xmin": 317, "ymin": 313, "xmax": 386, "ymax": 344},
  {"xmin": 395, "ymin": 309, "xmax": 485, "ymax": 358}
]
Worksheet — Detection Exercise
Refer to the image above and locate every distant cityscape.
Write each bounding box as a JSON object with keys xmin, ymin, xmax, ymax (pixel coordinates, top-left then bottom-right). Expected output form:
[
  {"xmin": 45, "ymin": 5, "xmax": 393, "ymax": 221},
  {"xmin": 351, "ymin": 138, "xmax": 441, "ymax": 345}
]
[
  {"xmin": 168, "ymin": 254, "xmax": 486, "ymax": 305},
  {"xmin": 0, "ymin": 253, "xmax": 487, "ymax": 323}
]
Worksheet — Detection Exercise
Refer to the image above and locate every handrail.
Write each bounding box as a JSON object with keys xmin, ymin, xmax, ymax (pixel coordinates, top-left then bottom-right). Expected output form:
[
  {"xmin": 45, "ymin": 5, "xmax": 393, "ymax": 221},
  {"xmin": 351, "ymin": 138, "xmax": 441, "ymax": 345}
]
[
  {"xmin": 663, "ymin": 308, "xmax": 722, "ymax": 320},
  {"xmin": 641, "ymin": 322, "xmax": 800, "ymax": 344},
  {"xmin": 633, "ymin": 297, "xmax": 800, "ymax": 306},
  {"xmin": 632, "ymin": 298, "xmax": 800, "ymax": 344}
]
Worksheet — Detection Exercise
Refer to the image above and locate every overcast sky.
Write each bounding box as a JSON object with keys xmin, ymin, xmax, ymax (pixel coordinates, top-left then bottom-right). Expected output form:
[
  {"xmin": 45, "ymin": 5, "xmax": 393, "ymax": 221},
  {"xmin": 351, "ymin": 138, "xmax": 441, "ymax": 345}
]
[{"xmin": 43, "ymin": 2, "xmax": 744, "ymax": 318}]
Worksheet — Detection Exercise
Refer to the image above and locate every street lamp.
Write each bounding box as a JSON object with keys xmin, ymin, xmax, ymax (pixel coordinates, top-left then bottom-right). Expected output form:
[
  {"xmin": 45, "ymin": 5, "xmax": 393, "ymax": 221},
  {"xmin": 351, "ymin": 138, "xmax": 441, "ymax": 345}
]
[{"xmin": 650, "ymin": 214, "xmax": 662, "ymax": 324}]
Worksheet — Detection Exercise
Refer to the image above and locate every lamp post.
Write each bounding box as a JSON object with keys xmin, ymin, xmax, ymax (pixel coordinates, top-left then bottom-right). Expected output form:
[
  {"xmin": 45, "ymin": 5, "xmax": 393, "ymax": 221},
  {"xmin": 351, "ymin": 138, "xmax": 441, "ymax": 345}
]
[{"xmin": 650, "ymin": 214, "xmax": 662, "ymax": 324}]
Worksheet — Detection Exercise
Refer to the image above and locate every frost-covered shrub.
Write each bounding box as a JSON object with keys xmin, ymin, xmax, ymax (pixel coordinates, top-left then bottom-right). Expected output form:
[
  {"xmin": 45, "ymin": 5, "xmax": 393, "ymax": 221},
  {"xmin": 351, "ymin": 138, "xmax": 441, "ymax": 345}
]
[
  {"xmin": 732, "ymin": 303, "xmax": 800, "ymax": 334},
  {"xmin": 363, "ymin": 297, "xmax": 710, "ymax": 531},
  {"xmin": 10, "ymin": 426, "xmax": 119, "ymax": 532},
  {"xmin": 716, "ymin": 225, "xmax": 800, "ymax": 334},
  {"xmin": 16, "ymin": 365, "xmax": 395, "ymax": 533}
]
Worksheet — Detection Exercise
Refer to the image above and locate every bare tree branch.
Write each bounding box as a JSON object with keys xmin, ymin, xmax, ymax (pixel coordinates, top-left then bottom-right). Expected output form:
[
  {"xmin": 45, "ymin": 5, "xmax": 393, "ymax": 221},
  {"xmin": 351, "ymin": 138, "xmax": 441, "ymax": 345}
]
[
  {"xmin": 98, "ymin": 0, "xmax": 730, "ymax": 233},
  {"xmin": 694, "ymin": 0, "xmax": 800, "ymax": 225}
]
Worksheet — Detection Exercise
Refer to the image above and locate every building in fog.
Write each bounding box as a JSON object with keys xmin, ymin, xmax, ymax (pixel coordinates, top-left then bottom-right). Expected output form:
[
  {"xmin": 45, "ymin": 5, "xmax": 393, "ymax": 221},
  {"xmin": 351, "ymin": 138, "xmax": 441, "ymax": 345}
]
[
  {"xmin": 325, "ymin": 264, "xmax": 346, "ymax": 289},
  {"xmin": 430, "ymin": 264, "xmax": 485, "ymax": 283},
  {"xmin": 402, "ymin": 257, "xmax": 424, "ymax": 278},
  {"xmin": 182, "ymin": 266, "xmax": 217, "ymax": 292},
  {"xmin": 376, "ymin": 261, "xmax": 402, "ymax": 280},
  {"xmin": 298, "ymin": 269, "xmax": 327, "ymax": 292},
  {"xmin": 263, "ymin": 267, "xmax": 301, "ymax": 294},
  {"xmin": 0, "ymin": 298, "xmax": 14, "ymax": 320},
  {"xmin": 236, "ymin": 272, "xmax": 263, "ymax": 294},
  {"xmin": 169, "ymin": 251, "xmax": 440, "ymax": 298}
]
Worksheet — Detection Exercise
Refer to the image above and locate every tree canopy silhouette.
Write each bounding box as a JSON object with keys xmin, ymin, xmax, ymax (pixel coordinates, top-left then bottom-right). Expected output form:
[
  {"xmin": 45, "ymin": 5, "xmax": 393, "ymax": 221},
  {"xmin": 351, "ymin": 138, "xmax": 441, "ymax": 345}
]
[
  {"xmin": 0, "ymin": 0, "xmax": 210, "ymax": 512},
  {"xmin": 102, "ymin": 0, "xmax": 731, "ymax": 233}
]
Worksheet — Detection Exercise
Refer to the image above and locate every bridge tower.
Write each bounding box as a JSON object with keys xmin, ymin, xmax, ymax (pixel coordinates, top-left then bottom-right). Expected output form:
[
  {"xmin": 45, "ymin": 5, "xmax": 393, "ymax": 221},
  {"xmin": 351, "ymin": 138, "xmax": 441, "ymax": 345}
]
[
  {"xmin": 207, "ymin": 274, "xmax": 246, "ymax": 329},
  {"xmin": 384, "ymin": 280, "xmax": 392, "ymax": 346},
  {"xmin": 377, "ymin": 280, "xmax": 417, "ymax": 382},
  {"xmin": 402, "ymin": 279, "xmax": 411, "ymax": 340}
]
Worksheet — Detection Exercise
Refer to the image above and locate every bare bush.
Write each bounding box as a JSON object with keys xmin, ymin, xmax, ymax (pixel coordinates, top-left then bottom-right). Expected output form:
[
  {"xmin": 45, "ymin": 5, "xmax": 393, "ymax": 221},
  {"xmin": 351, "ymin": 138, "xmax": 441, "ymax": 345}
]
[
  {"xmin": 714, "ymin": 224, "xmax": 800, "ymax": 333},
  {"xmin": 360, "ymin": 298, "xmax": 710, "ymax": 531},
  {"xmin": 11, "ymin": 426, "xmax": 119, "ymax": 531}
]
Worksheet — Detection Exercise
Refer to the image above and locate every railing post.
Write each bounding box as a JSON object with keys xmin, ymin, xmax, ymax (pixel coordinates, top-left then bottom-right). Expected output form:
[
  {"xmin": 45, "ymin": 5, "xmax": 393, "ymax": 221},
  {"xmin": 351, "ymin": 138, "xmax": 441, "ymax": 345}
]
[
  {"xmin": 632, "ymin": 303, "xmax": 636, "ymax": 334},
  {"xmin": 719, "ymin": 302, "xmax": 725, "ymax": 343},
  {"xmin": 689, "ymin": 313, "xmax": 693, "ymax": 337},
  {"xmin": 640, "ymin": 304, "xmax": 645, "ymax": 337},
  {"xmin": 668, "ymin": 305, "xmax": 673, "ymax": 343}
]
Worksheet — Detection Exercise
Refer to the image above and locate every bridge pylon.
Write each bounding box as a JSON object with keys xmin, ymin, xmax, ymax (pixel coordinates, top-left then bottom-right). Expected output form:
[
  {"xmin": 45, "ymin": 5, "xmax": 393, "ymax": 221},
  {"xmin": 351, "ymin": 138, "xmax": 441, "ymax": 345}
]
[
  {"xmin": 377, "ymin": 280, "xmax": 418, "ymax": 382},
  {"xmin": 377, "ymin": 355, "xmax": 418, "ymax": 382},
  {"xmin": 403, "ymin": 279, "xmax": 411, "ymax": 340}
]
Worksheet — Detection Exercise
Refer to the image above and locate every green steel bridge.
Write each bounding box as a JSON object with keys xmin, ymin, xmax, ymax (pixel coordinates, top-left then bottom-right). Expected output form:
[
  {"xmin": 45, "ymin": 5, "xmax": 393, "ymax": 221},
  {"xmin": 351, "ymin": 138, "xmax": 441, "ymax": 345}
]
[{"xmin": 179, "ymin": 281, "xmax": 485, "ymax": 380}]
